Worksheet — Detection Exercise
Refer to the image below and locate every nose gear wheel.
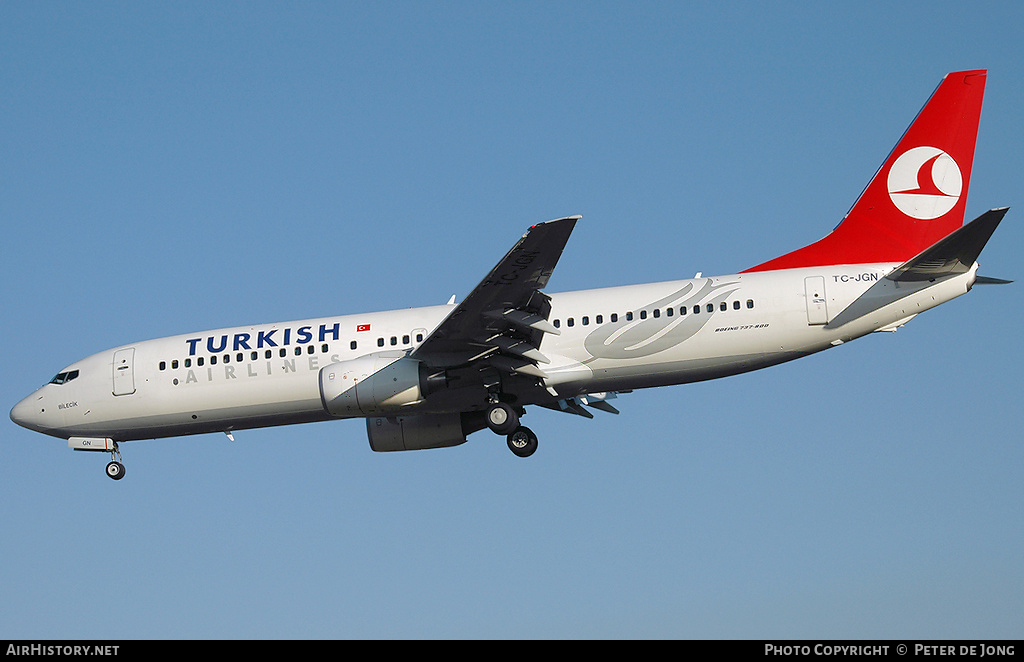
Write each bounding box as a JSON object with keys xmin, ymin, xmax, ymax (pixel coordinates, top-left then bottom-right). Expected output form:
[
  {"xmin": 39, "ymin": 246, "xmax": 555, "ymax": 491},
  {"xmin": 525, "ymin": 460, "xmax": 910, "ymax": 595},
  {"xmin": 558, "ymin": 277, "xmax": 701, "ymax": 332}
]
[{"xmin": 105, "ymin": 443, "xmax": 125, "ymax": 480}]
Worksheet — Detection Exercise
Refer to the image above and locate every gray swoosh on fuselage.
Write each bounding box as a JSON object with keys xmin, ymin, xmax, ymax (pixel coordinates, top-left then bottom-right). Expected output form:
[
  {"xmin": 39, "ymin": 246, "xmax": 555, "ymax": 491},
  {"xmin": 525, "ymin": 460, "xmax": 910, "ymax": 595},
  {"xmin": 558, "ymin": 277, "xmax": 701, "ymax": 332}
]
[{"xmin": 582, "ymin": 279, "xmax": 739, "ymax": 361}]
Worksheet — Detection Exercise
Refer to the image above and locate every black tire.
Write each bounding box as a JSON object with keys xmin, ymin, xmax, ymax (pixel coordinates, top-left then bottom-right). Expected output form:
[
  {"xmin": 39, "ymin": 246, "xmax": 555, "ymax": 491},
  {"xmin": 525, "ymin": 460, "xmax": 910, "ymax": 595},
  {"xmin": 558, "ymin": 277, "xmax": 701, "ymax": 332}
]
[
  {"xmin": 486, "ymin": 402, "xmax": 519, "ymax": 435},
  {"xmin": 506, "ymin": 426, "xmax": 538, "ymax": 457},
  {"xmin": 105, "ymin": 461, "xmax": 125, "ymax": 481}
]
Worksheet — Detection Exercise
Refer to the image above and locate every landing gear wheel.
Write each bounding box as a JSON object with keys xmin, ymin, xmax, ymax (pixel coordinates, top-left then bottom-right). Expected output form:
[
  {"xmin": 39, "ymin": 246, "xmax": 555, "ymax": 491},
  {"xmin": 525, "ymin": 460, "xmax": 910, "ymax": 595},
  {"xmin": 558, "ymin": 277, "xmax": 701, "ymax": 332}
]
[
  {"xmin": 104, "ymin": 442, "xmax": 125, "ymax": 481},
  {"xmin": 506, "ymin": 426, "xmax": 538, "ymax": 458},
  {"xmin": 105, "ymin": 461, "xmax": 126, "ymax": 480},
  {"xmin": 486, "ymin": 402, "xmax": 519, "ymax": 435}
]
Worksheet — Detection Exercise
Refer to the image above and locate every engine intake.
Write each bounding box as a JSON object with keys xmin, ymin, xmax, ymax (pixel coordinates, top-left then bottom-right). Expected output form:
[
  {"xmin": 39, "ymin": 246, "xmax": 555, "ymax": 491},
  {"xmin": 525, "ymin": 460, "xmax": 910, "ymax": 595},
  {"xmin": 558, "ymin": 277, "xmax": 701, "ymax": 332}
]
[{"xmin": 320, "ymin": 354, "xmax": 432, "ymax": 417}]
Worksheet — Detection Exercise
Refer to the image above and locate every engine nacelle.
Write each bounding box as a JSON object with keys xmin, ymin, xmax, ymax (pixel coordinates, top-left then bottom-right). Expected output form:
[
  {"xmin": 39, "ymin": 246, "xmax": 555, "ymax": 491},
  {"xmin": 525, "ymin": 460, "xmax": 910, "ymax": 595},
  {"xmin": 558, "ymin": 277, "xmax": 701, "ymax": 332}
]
[
  {"xmin": 320, "ymin": 354, "xmax": 427, "ymax": 417},
  {"xmin": 366, "ymin": 413, "xmax": 468, "ymax": 452}
]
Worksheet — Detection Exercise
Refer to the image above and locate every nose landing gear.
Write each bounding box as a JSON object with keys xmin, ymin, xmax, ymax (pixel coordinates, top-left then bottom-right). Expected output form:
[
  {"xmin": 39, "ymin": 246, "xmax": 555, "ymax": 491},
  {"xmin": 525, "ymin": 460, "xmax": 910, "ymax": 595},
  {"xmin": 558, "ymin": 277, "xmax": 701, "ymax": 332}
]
[
  {"xmin": 68, "ymin": 437, "xmax": 126, "ymax": 480},
  {"xmin": 105, "ymin": 444, "xmax": 125, "ymax": 481}
]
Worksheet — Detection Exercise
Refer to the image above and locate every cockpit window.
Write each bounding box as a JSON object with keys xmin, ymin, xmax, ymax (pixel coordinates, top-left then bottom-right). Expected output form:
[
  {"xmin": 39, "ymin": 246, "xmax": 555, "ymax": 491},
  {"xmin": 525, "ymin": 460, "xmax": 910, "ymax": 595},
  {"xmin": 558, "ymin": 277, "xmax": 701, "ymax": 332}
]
[{"xmin": 49, "ymin": 370, "xmax": 80, "ymax": 385}]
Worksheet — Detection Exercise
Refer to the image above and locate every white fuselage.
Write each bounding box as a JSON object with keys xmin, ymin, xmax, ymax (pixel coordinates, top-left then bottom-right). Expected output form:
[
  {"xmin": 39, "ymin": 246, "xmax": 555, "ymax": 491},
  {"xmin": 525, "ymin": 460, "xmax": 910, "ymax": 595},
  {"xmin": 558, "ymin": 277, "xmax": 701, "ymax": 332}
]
[{"xmin": 11, "ymin": 263, "xmax": 978, "ymax": 444}]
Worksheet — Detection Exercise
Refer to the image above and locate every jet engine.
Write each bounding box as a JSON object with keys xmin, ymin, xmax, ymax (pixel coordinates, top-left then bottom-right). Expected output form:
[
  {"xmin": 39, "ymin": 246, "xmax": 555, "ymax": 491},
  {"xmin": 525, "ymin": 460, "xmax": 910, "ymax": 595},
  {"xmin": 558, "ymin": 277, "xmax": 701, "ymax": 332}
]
[
  {"xmin": 320, "ymin": 354, "xmax": 435, "ymax": 417},
  {"xmin": 365, "ymin": 413, "xmax": 468, "ymax": 452}
]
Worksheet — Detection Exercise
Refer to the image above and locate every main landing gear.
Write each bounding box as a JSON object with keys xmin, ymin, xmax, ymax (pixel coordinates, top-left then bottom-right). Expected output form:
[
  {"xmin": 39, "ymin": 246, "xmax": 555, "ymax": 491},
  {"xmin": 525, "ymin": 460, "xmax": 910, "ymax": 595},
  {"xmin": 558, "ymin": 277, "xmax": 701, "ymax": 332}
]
[
  {"xmin": 485, "ymin": 402, "xmax": 538, "ymax": 458},
  {"xmin": 505, "ymin": 425, "xmax": 538, "ymax": 458}
]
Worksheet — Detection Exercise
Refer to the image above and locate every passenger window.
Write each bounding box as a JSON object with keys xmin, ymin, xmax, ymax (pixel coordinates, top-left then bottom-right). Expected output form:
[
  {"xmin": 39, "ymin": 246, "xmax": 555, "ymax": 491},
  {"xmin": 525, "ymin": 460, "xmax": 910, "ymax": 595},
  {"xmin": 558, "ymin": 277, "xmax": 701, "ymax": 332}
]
[
  {"xmin": 185, "ymin": 358, "xmax": 192, "ymax": 368},
  {"xmin": 611, "ymin": 313, "xmax": 618, "ymax": 323},
  {"xmin": 568, "ymin": 318, "xmax": 574, "ymax": 327},
  {"xmin": 582, "ymin": 316, "xmax": 589, "ymax": 326},
  {"xmin": 666, "ymin": 308, "xmax": 672, "ymax": 317},
  {"xmin": 350, "ymin": 341, "xmax": 357, "ymax": 350},
  {"xmin": 198, "ymin": 357, "xmax": 205, "ymax": 367},
  {"xmin": 390, "ymin": 336, "xmax": 397, "ymax": 346},
  {"xmin": 706, "ymin": 304, "xmax": 714, "ymax": 313},
  {"xmin": 402, "ymin": 335, "xmax": 410, "ymax": 344},
  {"xmin": 626, "ymin": 312, "xmax": 634, "ymax": 321},
  {"xmin": 596, "ymin": 315, "xmax": 603, "ymax": 324},
  {"xmin": 223, "ymin": 354, "xmax": 230, "ymax": 363},
  {"xmin": 321, "ymin": 343, "xmax": 329, "ymax": 353},
  {"xmin": 720, "ymin": 302, "xmax": 727, "ymax": 311},
  {"xmin": 159, "ymin": 362, "xmax": 166, "ymax": 371},
  {"xmin": 251, "ymin": 352, "xmax": 258, "ymax": 361},
  {"xmin": 640, "ymin": 310, "xmax": 647, "ymax": 320},
  {"xmin": 211, "ymin": 355, "xmax": 218, "ymax": 365},
  {"xmin": 653, "ymin": 309, "xmax": 660, "ymax": 318},
  {"xmin": 265, "ymin": 350, "xmax": 272, "ymax": 359},
  {"xmin": 377, "ymin": 338, "xmax": 384, "ymax": 347},
  {"xmin": 693, "ymin": 305, "xmax": 700, "ymax": 315},
  {"xmin": 279, "ymin": 349, "xmax": 287, "ymax": 357},
  {"xmin": 172, "ymin": 360, "xmax": 179, "ymax": 369},
  {"xmin": 416, "ymin": 333, "xmax": 424, "ymax": 342},
  {"xmin": 733, "ymin": 301, "xmax": 740, "ymax": 310},
  {"xmin": 294, "ymin": 347, "xmax": 302, "ymax": 356},
  {"xmin": 747, "ymin": 299, "xmax": 754, "ymax": 309},
  {"xmin": 553, "ymin": 319, "xmax": 561, "ymax": 328}
]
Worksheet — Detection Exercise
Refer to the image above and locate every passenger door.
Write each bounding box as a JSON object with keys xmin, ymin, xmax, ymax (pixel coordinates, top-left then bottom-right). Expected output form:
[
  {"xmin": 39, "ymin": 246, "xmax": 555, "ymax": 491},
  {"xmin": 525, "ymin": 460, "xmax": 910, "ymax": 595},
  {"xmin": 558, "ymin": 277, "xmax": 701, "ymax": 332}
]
[
  {"xmin": 804, "ymin": 276, "xmax": 828, "ymax": 325},
  {"xmin": 112, "ymin": 348, "xmax": 136, "ymax": 396}
]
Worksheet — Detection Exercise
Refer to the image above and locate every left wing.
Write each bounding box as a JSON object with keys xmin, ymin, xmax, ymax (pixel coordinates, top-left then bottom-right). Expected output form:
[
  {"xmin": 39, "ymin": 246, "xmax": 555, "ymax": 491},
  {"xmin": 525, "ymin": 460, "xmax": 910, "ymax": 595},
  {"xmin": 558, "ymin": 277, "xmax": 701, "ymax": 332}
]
[{"xmin": 411, "ymin": 216, "xmax": 579, "ymax": 376}]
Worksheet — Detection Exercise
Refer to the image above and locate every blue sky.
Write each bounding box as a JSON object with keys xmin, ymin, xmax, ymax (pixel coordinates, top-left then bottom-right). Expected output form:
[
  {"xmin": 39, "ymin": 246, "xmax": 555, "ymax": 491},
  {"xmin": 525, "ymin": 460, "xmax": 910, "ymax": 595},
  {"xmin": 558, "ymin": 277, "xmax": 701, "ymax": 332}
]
[{"xmin": 2, "ymin": 2, "xmax": 1022, "ymax": 639}]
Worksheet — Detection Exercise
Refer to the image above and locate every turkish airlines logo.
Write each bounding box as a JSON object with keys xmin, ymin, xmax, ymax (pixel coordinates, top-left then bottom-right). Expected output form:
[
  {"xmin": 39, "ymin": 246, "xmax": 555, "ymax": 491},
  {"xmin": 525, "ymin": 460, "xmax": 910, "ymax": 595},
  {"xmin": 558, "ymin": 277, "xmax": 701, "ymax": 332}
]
[{"xmin": 887, "ymin": 146, "xmax": 962, "ymax": 220}]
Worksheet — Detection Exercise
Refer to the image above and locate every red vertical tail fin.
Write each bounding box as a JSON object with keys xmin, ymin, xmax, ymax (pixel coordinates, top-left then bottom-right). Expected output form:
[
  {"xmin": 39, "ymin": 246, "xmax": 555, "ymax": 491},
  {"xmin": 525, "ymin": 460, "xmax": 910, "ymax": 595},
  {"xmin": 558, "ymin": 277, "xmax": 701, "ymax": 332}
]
[{"xmin": 745, "ymin": 70, "xmax": 987, "ymax": 272}]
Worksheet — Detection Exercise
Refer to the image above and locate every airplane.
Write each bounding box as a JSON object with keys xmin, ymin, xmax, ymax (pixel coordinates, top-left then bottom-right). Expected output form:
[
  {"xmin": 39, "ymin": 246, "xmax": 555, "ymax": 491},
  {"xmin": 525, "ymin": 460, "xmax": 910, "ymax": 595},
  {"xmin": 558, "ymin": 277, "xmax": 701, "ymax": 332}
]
[{"xmin": 10, "ymin": 69, "xmax": 1010, "ymax": 480}]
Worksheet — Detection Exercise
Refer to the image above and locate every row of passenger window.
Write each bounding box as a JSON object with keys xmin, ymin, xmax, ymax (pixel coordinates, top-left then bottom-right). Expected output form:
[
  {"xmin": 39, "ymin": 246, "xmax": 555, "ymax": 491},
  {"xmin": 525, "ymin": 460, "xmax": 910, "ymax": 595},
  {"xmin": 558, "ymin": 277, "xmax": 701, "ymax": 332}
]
[
  {"xmin": 552, "ymin": 299, "xmax": 755, "ymax": 328},
  {"xmin": 376, "ymin": 332, "xmax": 425, "ymax": 348},
  {"xmin": 158, "ymin": 331, "xmax": 427, "ymax": 371},
  {"xmin": 160, "ymin": 344, "xmax": 331, "ymax": 370},
  {"xmin": 157, "ymin": 300, "xmax": 756, "ymax": 371}
]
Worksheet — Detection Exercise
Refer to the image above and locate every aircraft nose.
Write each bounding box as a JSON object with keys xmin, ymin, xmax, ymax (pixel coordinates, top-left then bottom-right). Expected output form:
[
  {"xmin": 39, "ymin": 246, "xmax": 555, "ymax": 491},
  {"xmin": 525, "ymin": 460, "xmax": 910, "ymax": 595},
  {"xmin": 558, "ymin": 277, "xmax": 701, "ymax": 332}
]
[{"xmin": 10, "ymin": 392, "xmax": 47, "ymax": 433}]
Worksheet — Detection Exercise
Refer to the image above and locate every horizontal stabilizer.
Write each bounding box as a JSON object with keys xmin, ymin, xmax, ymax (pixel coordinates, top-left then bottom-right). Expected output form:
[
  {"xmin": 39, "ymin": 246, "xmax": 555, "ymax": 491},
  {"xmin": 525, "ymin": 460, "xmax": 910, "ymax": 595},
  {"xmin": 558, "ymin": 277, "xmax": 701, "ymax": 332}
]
[
  {"xmin": 827, "ymin": 208, "xmax": 1008, "ymax": 329},
  {"xmin": 887, "ymin": 208, "xmax": 1008, "ymax": 282},
  {"xmin": 974, "ymin": 275, "xmax": 1013, "ymax": 285}
]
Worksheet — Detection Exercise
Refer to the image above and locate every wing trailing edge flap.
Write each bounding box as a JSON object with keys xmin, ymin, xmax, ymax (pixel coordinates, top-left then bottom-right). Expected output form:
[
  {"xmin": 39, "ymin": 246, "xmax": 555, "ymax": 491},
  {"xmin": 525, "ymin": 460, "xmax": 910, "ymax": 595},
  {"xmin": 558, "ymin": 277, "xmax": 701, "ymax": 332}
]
[
  {"xmin": 411, "ymin": 217, "xmax": 579, "ymax": 375},
  {"xmin": 538, "ymin": 391, "xmax": 623, "ymax": 418},
  {"xmin": 826, "ymin": 208, "xmax": 1009, "ymax": 329}
]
